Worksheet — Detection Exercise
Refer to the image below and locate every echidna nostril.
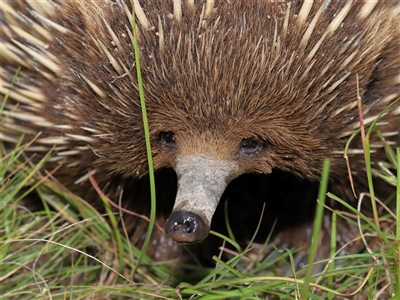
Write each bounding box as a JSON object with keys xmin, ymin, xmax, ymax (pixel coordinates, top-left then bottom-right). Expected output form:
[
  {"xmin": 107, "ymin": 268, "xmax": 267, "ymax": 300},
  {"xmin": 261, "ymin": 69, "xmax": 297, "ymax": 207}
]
[
  {"xmin": 176, "ymin": 219, "xmax": 193, "ymax": 233},
  {"xmin": 165, "ymin": 211, "xmax": 209, "ymax": 244}
]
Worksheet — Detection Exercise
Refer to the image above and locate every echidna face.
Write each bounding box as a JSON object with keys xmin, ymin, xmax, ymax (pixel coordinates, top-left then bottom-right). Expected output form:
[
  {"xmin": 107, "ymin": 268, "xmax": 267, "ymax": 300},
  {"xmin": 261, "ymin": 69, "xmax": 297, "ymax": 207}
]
[{"xmin": 156, "ymin": 131, "xmax": 272, "ymax": 243}]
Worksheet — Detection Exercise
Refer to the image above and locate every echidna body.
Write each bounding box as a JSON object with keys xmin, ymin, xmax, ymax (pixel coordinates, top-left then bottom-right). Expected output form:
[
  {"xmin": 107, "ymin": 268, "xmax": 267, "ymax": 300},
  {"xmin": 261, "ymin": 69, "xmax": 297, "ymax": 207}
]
[{"xmin": 1, "ymin": 0, "xmax": 399, "ymax": 255}]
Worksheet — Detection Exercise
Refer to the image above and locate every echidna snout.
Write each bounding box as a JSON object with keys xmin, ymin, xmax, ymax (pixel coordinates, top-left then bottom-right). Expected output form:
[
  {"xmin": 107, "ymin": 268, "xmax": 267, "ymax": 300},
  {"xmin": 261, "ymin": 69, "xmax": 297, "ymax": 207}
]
[
  {"xmin": 165, "ymin": 211, "xmax": 208, "ymax": 243},
  {"xmin": 165, "ymin": 155, "xmax": 239, "ymax": 243}
]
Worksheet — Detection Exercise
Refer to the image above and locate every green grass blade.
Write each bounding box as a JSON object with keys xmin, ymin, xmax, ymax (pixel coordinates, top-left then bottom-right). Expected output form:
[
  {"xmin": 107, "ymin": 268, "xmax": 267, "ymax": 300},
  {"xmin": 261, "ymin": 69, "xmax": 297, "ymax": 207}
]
[
  {"xmin": 131, "ymin": 9, "xmax": 157, "ymax": 276},
  {"xmin": 301, "ymin": 158, "xmax": 330, "ymax": 299}
]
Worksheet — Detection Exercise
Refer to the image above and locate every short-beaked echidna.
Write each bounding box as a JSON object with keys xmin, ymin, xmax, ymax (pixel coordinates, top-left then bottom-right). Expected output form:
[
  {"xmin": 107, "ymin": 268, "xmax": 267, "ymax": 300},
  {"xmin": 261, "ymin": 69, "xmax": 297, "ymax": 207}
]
[{"xmin": 1, "ymin": 1, "xmax": 399, "ymax": 261}]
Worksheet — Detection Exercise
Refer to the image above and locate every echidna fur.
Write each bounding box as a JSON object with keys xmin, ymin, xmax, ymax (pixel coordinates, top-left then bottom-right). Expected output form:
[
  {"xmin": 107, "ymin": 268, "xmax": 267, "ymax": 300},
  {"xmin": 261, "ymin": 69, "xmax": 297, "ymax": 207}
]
[{"xmin": 1, "ymin": 0, "xmax": 399, "ymax": 263}]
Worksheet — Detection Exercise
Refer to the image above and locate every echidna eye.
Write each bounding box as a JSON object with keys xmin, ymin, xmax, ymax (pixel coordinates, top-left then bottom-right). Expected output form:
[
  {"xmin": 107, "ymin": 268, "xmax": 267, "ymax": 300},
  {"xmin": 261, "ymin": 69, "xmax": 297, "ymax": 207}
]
[
  {"xmin": 239, "ymin": 138, "xmax": 264, "ymax": 157},
  {"xmin": 158, "ymin": 131, "xmax": 176, "ymax": 148}
]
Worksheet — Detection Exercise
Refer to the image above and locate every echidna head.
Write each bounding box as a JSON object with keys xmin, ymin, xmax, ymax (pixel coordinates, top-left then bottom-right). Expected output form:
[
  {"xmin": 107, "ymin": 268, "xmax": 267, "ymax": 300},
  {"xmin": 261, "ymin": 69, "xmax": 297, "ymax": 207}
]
[
  {"xmin": 144, "ymin": 49, "xmax": 320, "ymax": 243},
  {"xmin": 42, "ymin": 0, "xmax": 322, "ymax": 244},
  {"xmin": 52, "ymin": 1, "xmax": 371, "ymax": 244},
  {"xmin": 146, "ymin": 57, "xmax": 322, "ymax": 243}
]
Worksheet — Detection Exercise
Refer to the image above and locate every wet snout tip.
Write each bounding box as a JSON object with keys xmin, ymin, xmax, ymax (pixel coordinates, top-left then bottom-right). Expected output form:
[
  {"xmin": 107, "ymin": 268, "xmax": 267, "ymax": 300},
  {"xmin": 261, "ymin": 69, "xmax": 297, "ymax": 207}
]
[{"xmin": 165, "ymin": 211, "xmax": 209, "ymax": 243}]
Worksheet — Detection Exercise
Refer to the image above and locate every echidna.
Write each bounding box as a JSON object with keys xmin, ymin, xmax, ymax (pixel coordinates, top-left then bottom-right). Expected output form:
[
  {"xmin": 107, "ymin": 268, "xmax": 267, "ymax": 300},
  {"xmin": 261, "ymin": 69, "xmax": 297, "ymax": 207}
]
[{"xmin": 1, "ymin": 0, "xmax": 399, "ymax": 262}]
